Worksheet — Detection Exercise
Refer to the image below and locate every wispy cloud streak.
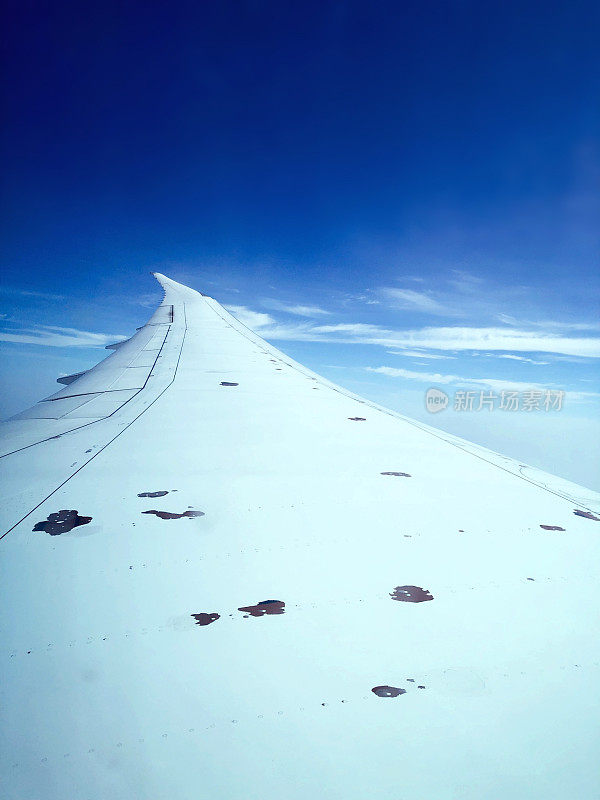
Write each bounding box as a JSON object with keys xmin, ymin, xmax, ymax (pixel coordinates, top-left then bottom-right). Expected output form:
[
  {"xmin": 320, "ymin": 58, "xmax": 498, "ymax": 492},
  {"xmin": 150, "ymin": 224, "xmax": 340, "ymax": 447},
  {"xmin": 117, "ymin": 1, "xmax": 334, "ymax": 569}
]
[
  {"xmin": 365, "ymin": 366, "xmax": 599, "ymax": 400},
  {"xmin": 0, "ymin": 324, "xmax": 126, "ymax": 348},
  {"xmin": 260, "ymin": 299, "xmax": 331, "ymax": 317},
  {"xmin": 0, "ymin": 287, "xmax": 65, "ymax": 301},
  {"xmin": 378, "ymin": 287, "xmax": 451, "ymax": 314},
  {"xmin": 224, "ymin": 305, "xmax": 600, "ymax": 358}
]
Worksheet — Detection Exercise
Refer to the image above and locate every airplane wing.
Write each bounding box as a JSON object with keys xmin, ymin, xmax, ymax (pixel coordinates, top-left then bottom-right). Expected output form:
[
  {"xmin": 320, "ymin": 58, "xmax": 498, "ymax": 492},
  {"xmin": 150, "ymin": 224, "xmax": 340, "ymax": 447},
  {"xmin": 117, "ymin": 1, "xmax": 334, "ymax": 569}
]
[{"xmin": 2, "ymin": 273, "xmax": 599, "ymax": 800}]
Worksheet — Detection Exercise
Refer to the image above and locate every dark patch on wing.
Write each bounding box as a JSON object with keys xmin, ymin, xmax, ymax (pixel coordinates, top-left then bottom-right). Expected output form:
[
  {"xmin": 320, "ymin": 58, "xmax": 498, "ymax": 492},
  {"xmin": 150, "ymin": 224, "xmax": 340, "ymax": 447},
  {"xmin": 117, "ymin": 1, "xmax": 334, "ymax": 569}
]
[
  {"xmin": 573, "ymin": 510, "xmax": 600, "ymax": 521},
  {"xmin": 142, "ymin": 510, "xmax": 205, "ymax": 520},
  {"xmin": 540, "ymin": 524, "xmax": 565, "ymax": 531},
  {"xmin": 390, "ymin": 585, "xmax": 434, "ymax": 603},
  {"xmin": 372, "ymin": 685, "xmax": 406, "ymax": 698},
  {"xmin": 138, "ymin": 491, "xmax": 169, "ymax": 498},
  {"xmin": 348, "ymin": 417, "xmax": 366, "ymax": 421},
  {"xmin": 33, "ymin": 510, "xmax": 92, "ymax": 536},
  {"xmin": 191, "ymin": 613, "xmax": 220, "ymax": 626},
  {"xmin": 220, "ymin": 381, "xmax": 239, "ymax": 386},
  {"xmin": 381, "ymin": 471, "xmax": 412, "ymax": 477},
  {"xmin": 238, "ymin": 600, "xmax": 285, "ymax": 617}
]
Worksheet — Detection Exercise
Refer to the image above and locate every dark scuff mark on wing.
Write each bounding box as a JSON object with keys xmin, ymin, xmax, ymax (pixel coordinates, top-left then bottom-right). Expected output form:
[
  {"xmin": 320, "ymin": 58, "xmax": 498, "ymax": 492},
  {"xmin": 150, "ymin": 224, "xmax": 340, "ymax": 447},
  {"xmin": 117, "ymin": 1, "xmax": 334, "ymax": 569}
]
[
  {"xmin": 33, "ymin": 510, "xmax": 92, "ymax": 536},
  {"xmin": 138, "ymin": 491, "xmax": 169, "ymax": 498},
  {"xmin": 573, "ymin": 510, "xmax": 600, "ymax": 521},
  {"xmin": 348, "ymin": 417, "xmax": 366, "ymax": 421},
  {"xmin": 381, "ymin": 472, "xmax": 412, "ymax": 477},
  {"xmin": 142, "ymin": 510, "xmax": 205, "ymax": 520},
  {"xmin": 372, "ymin": 685, "xmax": 406, "ymax": 698},
  {"xmin": 238, "ymin": 600, "xmax": 285, "ymax": 617},
  {"xmin": 540, "ymin": 524, "xmax": 565, "ymax": 531},
  {"xmin": 390, "ymin": 586, "xmax": 434, "ymax": 603},
  {"xmin": 191, "ymin": 613, "xmax": 220, "ymax": 626},
  {"xmin": 220, "ymin": 381, "xmax": 239, "ymax": 386}
]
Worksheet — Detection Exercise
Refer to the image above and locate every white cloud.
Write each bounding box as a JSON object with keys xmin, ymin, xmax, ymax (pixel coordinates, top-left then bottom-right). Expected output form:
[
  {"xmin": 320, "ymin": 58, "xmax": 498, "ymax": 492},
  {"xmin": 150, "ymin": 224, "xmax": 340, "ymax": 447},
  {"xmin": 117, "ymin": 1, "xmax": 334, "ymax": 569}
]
[
  {"xmin": 529, "ymin": 320, "xmax": 600, "ymax": 332},
  {"xmin": 224, "ymin": 305, "xmax": 277, "ymax": 329},
  {"xmin": 220, "ymin": 303, "xmax": 600, "ymax": 358},
  {"xmin": 367, "ymin": 366, "xmax": 459, "ymax": 384},
  {"xmin": 447, "ymin": 269, "xmax": 485, "ymax": 293},
  {"xmin": 386, "ymin": 349, "xmax": 456, "ymax": 360},
  {"xmin": 0, "ymin": 325, "xmax": 127, "ymax": 348},
  {"xmin": 290, "ymin": 322, "xmax": 600, "ymax": 358},
  {"xmin": 496, "ymin": 354, "xmax": 549, "ymax": 365},
  {"xmin": 312, "ymin": 323, "xmax": 383, "ymax": 334},
  {"xmin": 497, "ymin": 313, "xmax": 520, "ymax": 325},
  {"xmin": 374, "ymin": 273, "xmax": 598, "ymax": 337},
  {"xmin": 378, "ymin": 287, "xmax": 450, "ymax": 314},
  {"xmin": 389, "ymin": 327, "xmax": 600, "ymax": 357},
  {"xmin": 497, "ymin": 313, "xmax": 600, "ymax": 332},
  {"xmin": 261, "ymin": 299, "xmax": 331, "ymax": 317},
  {"xmin": 365, "ymin": 366, "xmax": 600, "ymax": 400},
  {"xmin": 0, "ymin": 287, "xmax": 65, "ymax": 301}
]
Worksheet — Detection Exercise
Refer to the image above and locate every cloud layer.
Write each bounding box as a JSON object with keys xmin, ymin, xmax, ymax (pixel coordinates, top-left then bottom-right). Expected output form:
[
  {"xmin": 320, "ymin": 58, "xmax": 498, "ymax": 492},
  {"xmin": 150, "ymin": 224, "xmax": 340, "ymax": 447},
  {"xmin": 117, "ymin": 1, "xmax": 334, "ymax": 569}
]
[{"xmin": 224, "ymin": 306, "xmax": 600, "ymax": 358}]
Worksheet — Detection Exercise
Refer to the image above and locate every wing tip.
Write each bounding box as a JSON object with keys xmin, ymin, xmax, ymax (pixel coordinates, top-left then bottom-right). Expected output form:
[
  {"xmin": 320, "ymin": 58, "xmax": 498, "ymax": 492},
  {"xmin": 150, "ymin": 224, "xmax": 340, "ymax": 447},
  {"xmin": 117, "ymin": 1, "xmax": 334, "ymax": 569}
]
[{"xmin": 151, "ymin": 271, "xmax": 204, "ymax": 296}]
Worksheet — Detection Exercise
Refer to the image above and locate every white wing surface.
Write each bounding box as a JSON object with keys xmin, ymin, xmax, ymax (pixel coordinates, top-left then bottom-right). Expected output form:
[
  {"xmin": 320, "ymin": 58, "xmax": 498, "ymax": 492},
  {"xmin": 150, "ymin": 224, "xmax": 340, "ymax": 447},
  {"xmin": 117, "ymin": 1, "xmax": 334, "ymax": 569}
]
[{"xmin": 1, "ymin": 274, "xmax": 599, "ymax": 799}]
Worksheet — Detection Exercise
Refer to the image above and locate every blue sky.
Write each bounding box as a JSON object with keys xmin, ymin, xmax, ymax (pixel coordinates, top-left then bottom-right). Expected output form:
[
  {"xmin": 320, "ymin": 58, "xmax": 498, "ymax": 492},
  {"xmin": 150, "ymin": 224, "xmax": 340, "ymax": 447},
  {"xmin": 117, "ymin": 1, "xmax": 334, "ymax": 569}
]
[{"xmin": 1, "ymin": 0, "xmax": 599, "ymax": 487}]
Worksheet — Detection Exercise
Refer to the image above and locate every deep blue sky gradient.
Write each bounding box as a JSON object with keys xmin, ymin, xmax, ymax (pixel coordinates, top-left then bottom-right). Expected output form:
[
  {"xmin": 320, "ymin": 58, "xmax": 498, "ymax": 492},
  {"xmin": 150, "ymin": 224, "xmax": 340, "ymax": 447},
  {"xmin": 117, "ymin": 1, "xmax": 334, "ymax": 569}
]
[{"xmin": 2, "ymin": 0, "xmax": 599, "ymax": 290}]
